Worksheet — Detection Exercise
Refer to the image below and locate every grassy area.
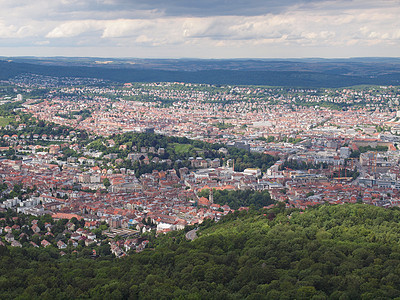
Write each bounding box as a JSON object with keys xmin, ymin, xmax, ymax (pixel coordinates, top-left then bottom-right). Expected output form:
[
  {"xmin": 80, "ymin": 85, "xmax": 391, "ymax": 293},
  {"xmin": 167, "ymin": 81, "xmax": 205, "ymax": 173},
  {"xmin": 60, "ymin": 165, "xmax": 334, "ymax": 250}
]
[
  {"xmin": 173, "ymin": 143, "xmax": 193, "ymax": 154},
  {"xmin": 0, "ymin": 117, "xmax": 13, "ymax": 127}
]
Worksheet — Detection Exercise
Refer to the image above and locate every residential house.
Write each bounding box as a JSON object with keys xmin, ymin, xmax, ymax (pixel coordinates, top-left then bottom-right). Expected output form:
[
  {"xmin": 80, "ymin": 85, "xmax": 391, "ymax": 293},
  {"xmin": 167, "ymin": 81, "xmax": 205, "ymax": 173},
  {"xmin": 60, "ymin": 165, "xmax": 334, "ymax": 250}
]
[
  {"xmin": 85, "ymin": 239, "xmax": 95, "ymax": 247},
  {"xmin": 68, "ymin": 239, "xmax": 78, "ymax": 247},
  {"xmin": 57, "ymin": 240, "xmax": 67, "ymax": 249},
  {"xmin": 71, "ymin": 233, "xmax": 80, "ymax": 240},
  {"xmin": 66, "ymin": 222, "xmax": 75, "ymax": 231},
  {"xmin": 41, "ymin": 240, "xmax": 51, "ymax": 248},
  {"xmin": 31, "ymin": 224, "xmax": 41, "ymax": 234},
  {"xmin": 5, "ymin": 233, "xmax": 14, "ymax": 243},
  {"xmin": 30, "ymin": 241, "xmax": 39, "ymax": 248},
  {"xmin": 11, "ymin": 240, "xmax": 22, "ymax": 247}
]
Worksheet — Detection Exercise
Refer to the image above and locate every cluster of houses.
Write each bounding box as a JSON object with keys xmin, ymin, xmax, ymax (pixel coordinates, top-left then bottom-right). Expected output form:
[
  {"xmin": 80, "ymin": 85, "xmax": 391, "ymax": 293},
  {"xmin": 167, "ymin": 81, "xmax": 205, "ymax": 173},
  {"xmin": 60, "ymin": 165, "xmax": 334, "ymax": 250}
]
[
  {"xmin": 109, "ymin": 239, "xmax": 149, "ymax": 258},
  {"xmin": 0, "ymin": 215, "xmax": 99, "ymax": 253}
]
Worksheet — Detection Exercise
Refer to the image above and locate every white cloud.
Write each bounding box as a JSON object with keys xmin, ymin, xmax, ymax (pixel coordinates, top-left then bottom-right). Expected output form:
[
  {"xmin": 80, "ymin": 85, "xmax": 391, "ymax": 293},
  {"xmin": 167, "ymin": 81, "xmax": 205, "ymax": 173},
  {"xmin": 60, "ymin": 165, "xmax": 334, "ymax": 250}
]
[
  {"xmin": 0, "ymin": 0, "xmax": 399, "ymax": 57},
  {"xmin": 0, "ymin": 22, "xmax": 39, "ymax": 38},
  {"xmin": 46, "ymin": 20, "xmax": 103, "ymax": 38},
  {"xmin": 0, "ymin": 22, "xmax": 17, "ymax": 38},
  {"xmin": 101, "ymin": 20, "xmax": 151, "ymax": 38}
]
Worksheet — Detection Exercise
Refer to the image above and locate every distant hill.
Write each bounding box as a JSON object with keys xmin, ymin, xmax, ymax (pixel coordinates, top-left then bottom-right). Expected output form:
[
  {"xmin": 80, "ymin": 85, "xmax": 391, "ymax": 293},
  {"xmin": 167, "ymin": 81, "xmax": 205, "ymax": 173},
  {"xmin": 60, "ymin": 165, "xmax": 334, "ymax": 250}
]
[{"xmin": 1, "ymin": 57, "xmax": 400, "ymax": 87}]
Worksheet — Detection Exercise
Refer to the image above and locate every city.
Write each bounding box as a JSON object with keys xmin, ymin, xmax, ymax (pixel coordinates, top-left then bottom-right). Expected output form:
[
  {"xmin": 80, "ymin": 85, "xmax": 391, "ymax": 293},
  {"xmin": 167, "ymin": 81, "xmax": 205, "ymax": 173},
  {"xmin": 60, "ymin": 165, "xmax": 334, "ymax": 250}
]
[
  {"xmin": 2, "ymin": 78, "xmax": 400, "ymax": 259},
  {"xmin": 2, "ymin": 0, "xmax": 400, "ymax": 298}
]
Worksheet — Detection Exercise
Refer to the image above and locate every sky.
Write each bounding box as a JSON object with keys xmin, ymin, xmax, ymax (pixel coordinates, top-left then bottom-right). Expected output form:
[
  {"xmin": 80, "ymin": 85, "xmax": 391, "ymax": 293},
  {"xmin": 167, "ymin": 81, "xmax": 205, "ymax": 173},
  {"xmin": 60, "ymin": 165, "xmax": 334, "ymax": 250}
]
[{"xmin": 0, "ymin": 0, "xmax": 399, "ymax": 58}]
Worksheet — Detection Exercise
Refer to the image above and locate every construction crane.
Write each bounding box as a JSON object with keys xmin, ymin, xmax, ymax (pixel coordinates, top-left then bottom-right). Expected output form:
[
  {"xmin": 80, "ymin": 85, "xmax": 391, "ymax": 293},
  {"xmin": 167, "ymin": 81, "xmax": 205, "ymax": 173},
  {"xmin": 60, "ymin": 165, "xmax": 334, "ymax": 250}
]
[{"xmin": 347, "ymin": 158, "xmax": 358, "ymax": 170}]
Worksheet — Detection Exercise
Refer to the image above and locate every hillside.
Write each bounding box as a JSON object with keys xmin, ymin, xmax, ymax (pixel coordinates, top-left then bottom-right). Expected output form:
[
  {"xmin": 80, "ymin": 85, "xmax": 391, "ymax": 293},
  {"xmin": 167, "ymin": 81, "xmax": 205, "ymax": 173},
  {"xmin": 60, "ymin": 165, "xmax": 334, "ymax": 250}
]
[
  {"xmin": 2, "ymin": 204, "xmax": 400, "ymax": 299},
  {"xmin": 2, "ymin": 58, "xmax": 400, "ymax": 87}
]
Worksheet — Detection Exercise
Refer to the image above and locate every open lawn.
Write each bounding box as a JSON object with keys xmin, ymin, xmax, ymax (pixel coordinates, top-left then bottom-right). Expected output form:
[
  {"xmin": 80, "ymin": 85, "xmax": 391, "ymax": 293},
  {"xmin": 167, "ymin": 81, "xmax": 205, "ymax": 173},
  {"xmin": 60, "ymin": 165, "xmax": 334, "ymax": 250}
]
[
  {"xmin": 0, "ymin": 117, "xmax": 12, "ymax": 127},
  {"xmin": 173, "ymin": 143, "xmax": 193, "ymax": 154}
]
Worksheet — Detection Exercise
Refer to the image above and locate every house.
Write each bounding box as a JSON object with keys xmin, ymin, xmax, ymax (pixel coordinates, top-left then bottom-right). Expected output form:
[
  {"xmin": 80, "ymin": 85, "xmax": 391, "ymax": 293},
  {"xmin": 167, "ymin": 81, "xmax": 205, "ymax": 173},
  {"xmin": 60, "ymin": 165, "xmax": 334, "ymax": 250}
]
[
  {"xmin": 135, "ymin": 240, "xmax": 149, "ymax": 253},
  {"xmin": 44, "ymin": 223, "xmax": 52, "ymax": 231},
  {"xmin": 80, "ymin": 229, "xmax": 90, "ymax": 237},
  {"xmin": 86, "ymin": 232, "xmax": 96, "ymax": 240},
  {"xmin": 57, "ymin": 240, "xmax": 67, "ymax": 249},
  {"xmin": 31, "ymin": 224, "xmax": 41, "ymax": 233},
  {"xmin": 210, "ymin": 203, "xmax": 221, "ymax": 210},
  {"xmin": 110, "ymin": 244, "xmax": 125, "ymax": 258},
  {"xmin": 222, "ymin": 205, "xmax": 231, "ymax": 211},
  {"xmin": 66, "ymin": 222, "xmax": 75, "ymax": 231},
  {"xmin": 175, "ymin": 219, "xmax": 187, "ymax": 230},
  {"xmin": 11, "ymin": 224, "xmax": 20, "ymax": 231},
  {"xmin": 136, "ymin": 223, "xmax": 145, "ymax": 232},
  {"xmin": 71, "ymin": 233, "xmax": 80, "ymax": 240},
  {"xmin": 41, "ymin": 240, "xmax": 51, "ymax": 248},
  {"xmin": 124, "ymin": 239, "xmax": 138, "ymax": 252},
  {"xmin": 4, "ymin": 226, "xmax": 12, "ymax": 233},
  {"xmin": 11, "ymin": 240, "xmax": 22, "ymax": 247},
  {"xmin": 85, "ymin": 239, "xmax": 95, "ymax": 247},
  {"xmin": 76, "ymin": 228, "xmax": 85, "ymax": 235},
  {"xmin": 30, "ymin": 241, "xmax": 39, "ymax": 248},
  {"xmin": 5, "ymin": 233, "xmax": 14, "ymax": 243},
  {"xmin": 84, "ymin": 221, "xmax": 98, "ymax": 230},
  {"xmin": 68, "ymin": 239, "xmax": 78, "ymax": 247},
  {"xmin": 198, "ymin": 197, "xmax": 211, "ymax": 207}
]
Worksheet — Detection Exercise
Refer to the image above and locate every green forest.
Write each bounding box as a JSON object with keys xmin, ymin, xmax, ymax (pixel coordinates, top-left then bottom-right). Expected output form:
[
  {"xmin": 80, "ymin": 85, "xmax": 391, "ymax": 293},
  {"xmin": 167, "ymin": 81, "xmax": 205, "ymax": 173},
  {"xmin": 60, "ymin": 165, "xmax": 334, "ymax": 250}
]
[
  {"xmin": 198, "ymin": 189, "xmax": 274, "ymax": 210},
  {"xmin": 2, "ymin": 204, "xmax": 400, "ymax": 299}
]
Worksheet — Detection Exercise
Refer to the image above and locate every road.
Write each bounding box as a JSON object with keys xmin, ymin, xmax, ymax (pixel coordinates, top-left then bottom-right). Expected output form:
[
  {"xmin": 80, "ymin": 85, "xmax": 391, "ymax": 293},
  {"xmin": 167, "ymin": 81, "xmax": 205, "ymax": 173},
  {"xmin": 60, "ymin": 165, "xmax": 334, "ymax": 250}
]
[
  {"xmin": 185, "ymin": 229, "xmax": 198, "ymax": 241},
  {"xmin": 351, "ymin": 159, "xmax": 364, "ymax": 185}
]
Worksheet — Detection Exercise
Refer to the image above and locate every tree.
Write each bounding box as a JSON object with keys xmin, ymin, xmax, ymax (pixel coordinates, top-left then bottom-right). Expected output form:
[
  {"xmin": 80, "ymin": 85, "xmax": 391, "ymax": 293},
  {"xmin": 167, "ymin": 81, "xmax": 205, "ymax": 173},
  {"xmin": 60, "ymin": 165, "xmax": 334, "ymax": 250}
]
[{"xmin": 103, "ymin": 178, "xmax": 111, "ymax": 188}]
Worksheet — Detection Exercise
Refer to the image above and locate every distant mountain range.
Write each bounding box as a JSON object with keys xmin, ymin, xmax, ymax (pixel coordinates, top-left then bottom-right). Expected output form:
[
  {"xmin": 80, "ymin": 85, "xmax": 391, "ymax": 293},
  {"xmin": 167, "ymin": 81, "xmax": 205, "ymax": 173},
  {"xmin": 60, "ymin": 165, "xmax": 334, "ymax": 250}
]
[{"xmin": 1, "ymin": 57, "xmax": 400, "ymax": 87}]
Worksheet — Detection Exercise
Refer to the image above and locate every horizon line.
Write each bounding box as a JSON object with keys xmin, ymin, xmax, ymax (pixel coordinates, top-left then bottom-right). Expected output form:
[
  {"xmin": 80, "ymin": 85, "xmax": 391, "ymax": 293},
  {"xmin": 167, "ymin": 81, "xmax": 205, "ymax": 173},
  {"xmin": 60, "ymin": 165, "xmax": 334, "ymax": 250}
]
[{"xmin": 1, "ymin": 56, "xmax": 400, "ymax": 61}]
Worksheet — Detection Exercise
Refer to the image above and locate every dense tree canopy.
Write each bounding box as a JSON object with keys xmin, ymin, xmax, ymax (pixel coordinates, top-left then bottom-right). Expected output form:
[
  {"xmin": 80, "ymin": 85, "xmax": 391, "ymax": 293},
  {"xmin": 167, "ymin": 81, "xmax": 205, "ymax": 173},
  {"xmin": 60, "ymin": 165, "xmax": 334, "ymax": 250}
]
[
  {"xmin": 2, "ymin": 204, "xmax": 400, "ymax": 299},
  {"xmin": 198, "ymin": 189, "xmax": 274, "ymax": 210}
]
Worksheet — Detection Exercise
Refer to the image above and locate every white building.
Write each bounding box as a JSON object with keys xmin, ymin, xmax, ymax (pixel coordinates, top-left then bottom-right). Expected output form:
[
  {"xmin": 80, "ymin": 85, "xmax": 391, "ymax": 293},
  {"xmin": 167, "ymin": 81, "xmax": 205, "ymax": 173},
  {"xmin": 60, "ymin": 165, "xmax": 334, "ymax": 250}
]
[{"xmin": 243, "ymin": 168, "xmax": 262, "ymax": 177}]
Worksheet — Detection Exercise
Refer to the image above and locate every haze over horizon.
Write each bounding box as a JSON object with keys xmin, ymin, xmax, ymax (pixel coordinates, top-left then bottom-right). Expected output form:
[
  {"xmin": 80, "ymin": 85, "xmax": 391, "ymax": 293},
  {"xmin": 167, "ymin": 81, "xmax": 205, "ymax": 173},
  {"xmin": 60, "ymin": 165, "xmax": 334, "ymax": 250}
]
[{"xmin": 1, "ymin": 0, "xmax": 400, "ymax": 59}]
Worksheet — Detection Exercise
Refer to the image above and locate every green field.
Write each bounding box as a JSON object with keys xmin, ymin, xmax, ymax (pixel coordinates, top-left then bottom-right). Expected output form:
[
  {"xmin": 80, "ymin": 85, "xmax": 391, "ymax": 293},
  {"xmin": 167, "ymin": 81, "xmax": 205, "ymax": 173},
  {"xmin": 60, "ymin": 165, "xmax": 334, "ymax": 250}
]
[
  {"xmin": 173, "ymin": 143, "xmax": 205, "ymax": 155},
  {"xmin": 173, "ymin": 143, "xmax": 193, "ymax": 154},
  {"xmin": 0, "ymin": 117, "xmax": 12, "ymax": 127}
]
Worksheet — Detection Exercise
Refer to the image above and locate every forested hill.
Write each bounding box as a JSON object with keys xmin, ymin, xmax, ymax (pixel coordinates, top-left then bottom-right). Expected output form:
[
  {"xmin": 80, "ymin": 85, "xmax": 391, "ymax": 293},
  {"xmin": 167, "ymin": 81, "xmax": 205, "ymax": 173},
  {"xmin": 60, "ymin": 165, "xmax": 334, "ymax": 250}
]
[
  {"xmin": 2, "ymin": 204, "xmax": 400, "ymax": 299},
  {"xmin": 2, "ymin": 58, "xmax": 400, "ymax": 87}
]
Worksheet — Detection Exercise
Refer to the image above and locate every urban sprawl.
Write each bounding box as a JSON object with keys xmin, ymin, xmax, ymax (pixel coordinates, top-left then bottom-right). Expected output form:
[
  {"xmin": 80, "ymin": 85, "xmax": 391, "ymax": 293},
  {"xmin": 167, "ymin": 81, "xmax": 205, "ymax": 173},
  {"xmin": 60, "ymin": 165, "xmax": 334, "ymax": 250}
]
[{"xmin": 1, "ymin": 74, "xmax": 400, "ymax": 257}]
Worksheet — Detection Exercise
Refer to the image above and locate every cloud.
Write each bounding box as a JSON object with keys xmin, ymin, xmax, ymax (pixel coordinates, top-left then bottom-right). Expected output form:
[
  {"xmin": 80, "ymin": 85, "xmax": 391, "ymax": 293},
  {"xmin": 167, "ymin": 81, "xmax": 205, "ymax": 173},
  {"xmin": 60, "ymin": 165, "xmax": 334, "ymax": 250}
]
[
  {"xmin": 0, "ymin": 0, "xmax": 400, "ymax": 57},
  {"xmin": 46, "ymin": 20, "xmax": 103, "ymax": 38},
  {"xmin": 41, "ymin": 4, "xmax": 400, "ymax": 50},
  {"xmin": 0, "ymin": 22, "xmax": 39, "ymax": 39},
  {"xmin": 0, "ymin": 22, "xmax": 16, "ymax": 38},
  {"xmin": 101, "ymin": 20, "xmax": 151, "ymax": 38}
]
